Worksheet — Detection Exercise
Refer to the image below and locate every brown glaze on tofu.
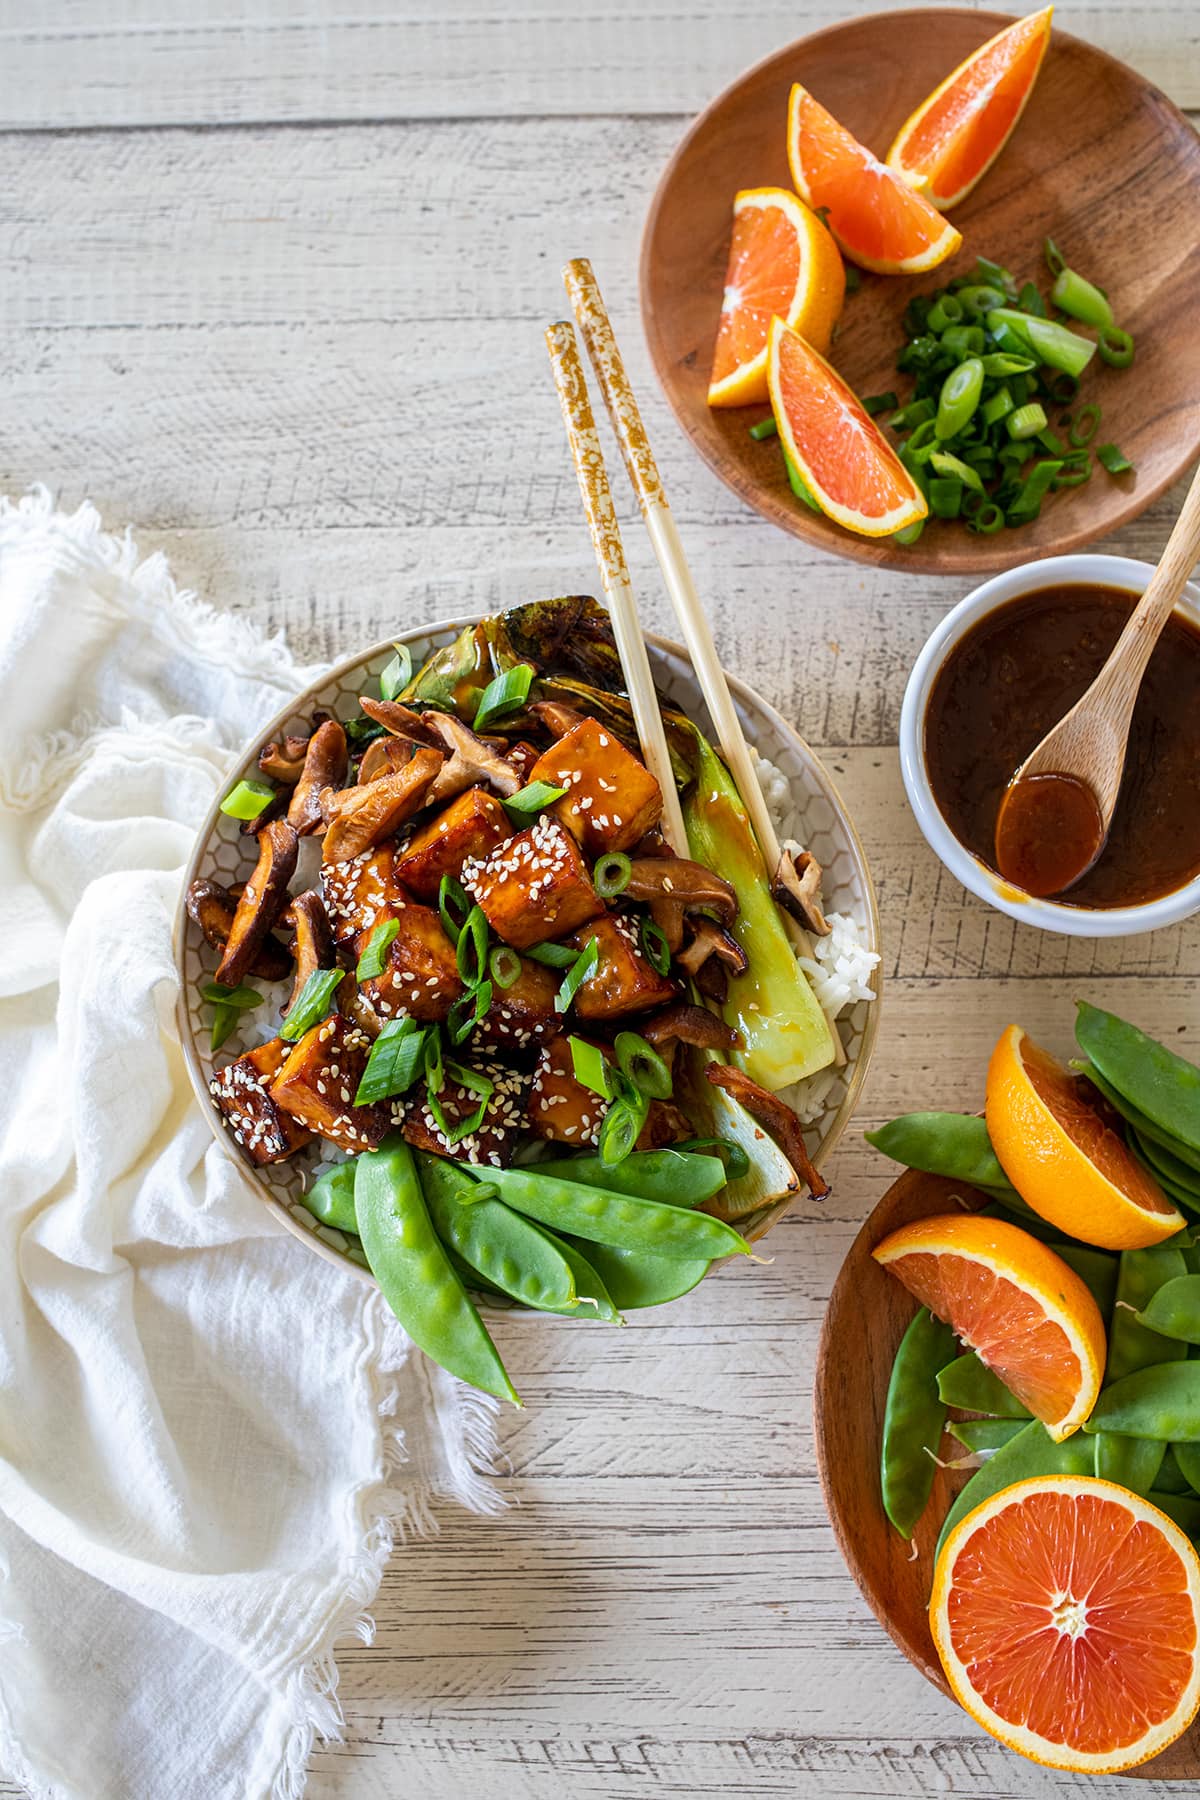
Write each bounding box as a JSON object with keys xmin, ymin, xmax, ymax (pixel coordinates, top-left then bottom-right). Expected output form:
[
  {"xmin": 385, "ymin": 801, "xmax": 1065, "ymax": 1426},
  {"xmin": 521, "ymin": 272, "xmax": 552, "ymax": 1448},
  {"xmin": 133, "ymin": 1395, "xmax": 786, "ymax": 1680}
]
[
  {"xmin": 402, "ymin": 1059, "xmax": 530, "ymax": 1168},
  {"xmin": 357, "ymin": 904, "xmax": 464, "ymax": 1023},
  {"xmin": 568, "ymin": 913, "xmax": 676, "ymax": 1021},
  {"xmin": 395, "ymin": 787, "xmax": 512, "ymax": 902},
  {"xmin": 210, "ymin": 1037, "xmax": 313, "ymax": 1166},
  {"xmin": 528, "ymin": 717, "xmax": 663, "ymax": 855},
  {"xmin": 527, "ymin": 1035, "xmax": 606, "ymax": 1147},
  {"xmin": 321, "ymin": 845, "xmax": 410, "ymax": 948},
  {"xmin": 268, "ymin": 1013, "xmax": 391, "ymax": 1154},
  {"xmin": 461, "ymin": 815, "xmax": 604, "ymax": 949},
  {"xmin": 474, "ymin": 954, "xmax": 561, "ymax": 1051}
]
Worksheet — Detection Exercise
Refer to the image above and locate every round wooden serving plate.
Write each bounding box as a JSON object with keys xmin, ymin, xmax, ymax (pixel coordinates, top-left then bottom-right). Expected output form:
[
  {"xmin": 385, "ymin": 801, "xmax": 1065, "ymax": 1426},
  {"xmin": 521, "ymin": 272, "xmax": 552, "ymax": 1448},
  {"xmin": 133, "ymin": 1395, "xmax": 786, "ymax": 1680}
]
[
  {"xmin": 641, "ymin": 8, "xmax": 1200, "ymax": 577},
  {"xmin": 814, "ymin": 1166, "xmax": 1200, "ymax": 1778}
]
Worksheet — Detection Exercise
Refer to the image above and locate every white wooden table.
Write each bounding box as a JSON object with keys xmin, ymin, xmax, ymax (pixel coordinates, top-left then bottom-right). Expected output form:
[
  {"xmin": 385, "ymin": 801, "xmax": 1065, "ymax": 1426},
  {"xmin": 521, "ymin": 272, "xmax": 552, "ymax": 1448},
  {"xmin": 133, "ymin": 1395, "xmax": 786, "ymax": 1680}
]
[{"xmin": 3, "ymin": 5, "xmax": 1198, "ymax": 1795}]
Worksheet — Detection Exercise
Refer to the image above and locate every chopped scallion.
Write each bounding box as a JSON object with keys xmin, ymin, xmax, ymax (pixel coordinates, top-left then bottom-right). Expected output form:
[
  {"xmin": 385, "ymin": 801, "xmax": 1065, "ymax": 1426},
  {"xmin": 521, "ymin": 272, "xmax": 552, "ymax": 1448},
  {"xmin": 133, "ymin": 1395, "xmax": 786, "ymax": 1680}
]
[
  {"xmin": 862, "ymin": 392, "xmax": 898, "ymax": 416},
  {"xmin": 526, "ymin": 941, "xmax": 577, "ymax": 969},
  {"xmin": 1097, "ymin": 325, "xmax": 1135, "ymax": 369},
  {"xmin": 1051, "ymin": 267, "xmax": 1113, "ymax": 330},
  {"xmin": 1068, "ymin": 403, "xmax": 1102, "ymax": 448},
  {"xmin": 280, "ymin": 967, "xmax": 344, "ymax": 1041},
  {"xmin": 569, "ymin": 1036, "xmax": 612, "ymax": 1099},
  {"xmin": 1006, "ymin": 402, "xmax": 1048, "ymax": 441},
  {"xmin": 783, "ymin": 448, "xmax": 820, "ymax": 511},
  {"xmin": 639, "ymin": 917, "xmax": 671, "ymax": 976},
  {"xmin": 554, "ymin": 937, "xmax": 599, "ymax": 1014},
  {"xmin": 473, "ymin": 663, "xmax": 535, "ymax": 731},
  {"xmin": 454, "ymin": 905, "xmax": 490, "ymax": 986},
  {"xmin": 488, "ymin": 945, "xmax": 521, "ymax": 991},
  {"xmin": 593, "ymin": 851, "xmax": 632, "ymax": 899},
  {"xmin": 749, "ymin": 416, "xmax": 778, "ymax": 441},
  {"xmin": 614, "ymin": 1031, "xmax": 672, "ymax": 1100},
  {"xmin": 379, "ymin": 643, "xmax": 412, "ymax": 702},
  {"xmin": 355, "ymin": 918, "xmax": 400, "ymax": 981},
  {"xmin": 438, "ymin": 873, "xmax": 471, "ymax": 945},
  {"xmin": 355, "ymin": 1017, "xmax": 428, "ymax": 1104},
  {"xmin": 503, "ymin": 780, "xmax": 566, "ymax": 825},
  {"xmin": 1097, "ymin": 442, "xmax": 1134, "ymax": 475},
  {"xmin": 447, "ymin": 980, "xmax": 493, "ymax": 1046},
  {"xmin": 219, "ymin": 779, "xmax": 275, "ymax": 821}
]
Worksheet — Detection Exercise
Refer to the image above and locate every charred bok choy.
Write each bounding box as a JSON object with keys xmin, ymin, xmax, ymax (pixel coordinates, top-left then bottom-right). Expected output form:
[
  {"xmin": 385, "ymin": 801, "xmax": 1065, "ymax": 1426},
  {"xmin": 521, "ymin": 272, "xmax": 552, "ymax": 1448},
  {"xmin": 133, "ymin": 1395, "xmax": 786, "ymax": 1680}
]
[{"xmin": 190, "ymin": 597, "xmax": 865, "ymax": 1399}]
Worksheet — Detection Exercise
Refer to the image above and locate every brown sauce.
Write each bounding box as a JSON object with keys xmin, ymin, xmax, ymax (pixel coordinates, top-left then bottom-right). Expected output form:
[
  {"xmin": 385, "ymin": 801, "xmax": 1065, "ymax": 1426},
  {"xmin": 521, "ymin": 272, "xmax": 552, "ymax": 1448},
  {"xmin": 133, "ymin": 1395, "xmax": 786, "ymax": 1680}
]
[{"xmin": 924, "ymin": 585, "xmax": 1200, "ymax": 909}]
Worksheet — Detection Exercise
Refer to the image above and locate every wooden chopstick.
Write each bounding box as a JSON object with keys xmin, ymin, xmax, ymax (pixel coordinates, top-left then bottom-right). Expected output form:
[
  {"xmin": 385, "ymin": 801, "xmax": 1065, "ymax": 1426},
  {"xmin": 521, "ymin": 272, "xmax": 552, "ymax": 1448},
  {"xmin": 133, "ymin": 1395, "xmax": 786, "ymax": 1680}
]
[
  {"xmin": 562, "ymin": 258, "xmax": 844, "ymax": 1065},
  {"xmin": 544, "ymin": 319, "xmax": 689, "ymax": 854}
]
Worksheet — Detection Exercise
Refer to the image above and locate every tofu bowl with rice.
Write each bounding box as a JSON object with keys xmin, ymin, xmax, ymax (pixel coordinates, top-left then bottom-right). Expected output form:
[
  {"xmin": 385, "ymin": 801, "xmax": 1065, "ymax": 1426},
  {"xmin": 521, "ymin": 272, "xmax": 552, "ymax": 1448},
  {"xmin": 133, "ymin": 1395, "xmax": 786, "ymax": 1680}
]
[{"xmin": 176, "ymin": 597, "xmax": 879, "ymax": 1402}]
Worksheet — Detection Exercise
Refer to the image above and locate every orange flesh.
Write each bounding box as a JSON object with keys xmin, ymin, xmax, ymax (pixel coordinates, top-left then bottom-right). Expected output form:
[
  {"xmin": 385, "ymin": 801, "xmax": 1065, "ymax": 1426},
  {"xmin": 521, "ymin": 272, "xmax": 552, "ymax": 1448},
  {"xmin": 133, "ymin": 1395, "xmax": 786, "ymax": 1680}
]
[
  {"xmin": 1021, "ymin": 1039, "xmax": 1178, "ymax": 1217},
  {"xmin": 792, "ymin": 89, "xmax": 952, "ymax": 265},
  {"xmin": 898, "ymin": 13, "xmax": 1050, "ymax": 200},
  {"xmin": 887, "ymin": 1250, "xmax": 1082, "ymax": 1422},
  {"xmin": 947, "ymin": 1490, "xmax": 1197, "ymax": 1752},
  {"xmin": 711, "ymin": 203, "xmax": 801, "ymax": 388},
  {"xmin": 773, "ymin": 326, "xmax": 916, "ymax": 521}
]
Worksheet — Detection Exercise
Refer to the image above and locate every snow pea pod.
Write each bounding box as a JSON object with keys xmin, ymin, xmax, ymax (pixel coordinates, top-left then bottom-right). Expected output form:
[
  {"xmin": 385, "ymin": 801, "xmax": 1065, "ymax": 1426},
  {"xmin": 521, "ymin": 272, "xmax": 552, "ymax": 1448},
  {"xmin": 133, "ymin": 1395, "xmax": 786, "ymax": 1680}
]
[
  {"xmin": 864, "ymin": 1113, "xmax": 1016, "ymax": 1195},
  {"xmin": 1073, "ymin": 1060, "xmax": 1200, "ymax": 1175},
  {"xmin": 355, "ymin": 1137, "xmax": 519, "ymax": 1404},
  {"xmin": 937, "ymin": 1352, "xmax": 1031, "ymax": 1419},
  {"xmin": 467, "ymin": 1164, "xmax": 751, "ymax": 1260},
  {"xmin": 1094, "ymin": 1433, "xmax": 1167, "ymax": 1496},
  {"xmin": 302, "ymin": 1161, "xmax": 358, "ymax": 1233},
  {"xmin": 565, "ymin": 1237, "xmax": 710, "ymax": 1310},
  {"xmin": 1135, "ymin": 1274, "xmax": 1200, "ymax": 1344},
  {"xmin": 1172, "ymin": 1442, "xmax": 1200, "ymax": 1494},
  {"xmin": 1076, "ymin": 1002, "xmax": 1200, "ymax": 1154},
  {"xmin": 416, "ymin": 1151, "xmax": 578, "ymax": 1313},
  {"xmin": 947, "ymin": 1417, "xmax": 1026, "ymax": 1453},
  {"xmin": 1133, "ymin": 1130, "xmax": 1200, "ymax": 1198},
  {"xmin": 534, "ymin": 1150, "xmax": 726, "ymax": 1208},
  {"xmin": 881, "ymin": 1307, "xmax": 957, "ymax": 1539},
  {"xmin": 937, "ymin": 1421, "xmax": 1096, "ymax": 1557},
  {"xmin": 528, "ymin": 1228, "xmax": 623, "ymax": 1323},
  {"xmin": 1106, "ymin": 1246, "xmax": 1190, "ymax": 1382},
  {"xmin": 1052, "ymin": 1243, "xmax": 1118, "ymax": 1316},
  {"xmin": 1158, "ymin": 1446, "xmax": 1195, "ymax": 1495},
  {"xmin": 1084, "ymin": 1364, "xmax": 1200, "ymax": 1441},
  {"xmin": 1129, "ymin": 1146, "xmax": 1200, "ymax": 1219},
  {"xmin": 1148, "ymin": 1490, "xmax": 1200, "ymax": 1538}
]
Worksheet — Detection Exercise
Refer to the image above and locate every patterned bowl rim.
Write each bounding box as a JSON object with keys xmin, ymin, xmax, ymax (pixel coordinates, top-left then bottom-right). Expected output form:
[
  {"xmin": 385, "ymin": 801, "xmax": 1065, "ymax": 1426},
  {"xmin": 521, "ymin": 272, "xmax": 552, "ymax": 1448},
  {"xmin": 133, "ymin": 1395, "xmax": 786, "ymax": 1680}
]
[{"xmin": 173, "ymin": 618, "xmax": 882, "ymax": 1280}]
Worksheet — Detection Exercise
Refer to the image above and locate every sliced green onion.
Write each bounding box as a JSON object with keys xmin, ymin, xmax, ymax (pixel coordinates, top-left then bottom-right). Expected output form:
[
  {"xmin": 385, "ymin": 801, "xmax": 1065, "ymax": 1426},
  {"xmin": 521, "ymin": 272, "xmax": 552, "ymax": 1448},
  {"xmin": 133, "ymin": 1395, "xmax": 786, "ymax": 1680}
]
[
  {"xmin": 615, "ymin": 1031, "xmax": 672, "ymax": 1101},
  {"xmin": 428, "ymin": 1061, "xmax": 495, "ymax": 1145},
  {"xmin": 890, "ymin": 397, "xmax": 935, "ymax": 431},
  {"xmin": 927, "ymin": 295, "xmax": 963, "ymax": 333},
  {"xmin": 1098, "ymin": 325, "xmax": 1135, "ymax": 369},
  {"xmin": 1043, "ymin": 236, "xmax": 1066, "ymax": 279},
  {"xmin": 355, "ymin": 918, "xmax": 400, "ymax": 981},
  {"xmin": 676, "ymin": 1136, "xmax": 751, "ymax": 1180},
  {"xmin": 355, "ymin": 1017, "xmax": 428, "ymax": 1104},
  {"xmin": 639, "ymin": 917, "xmax": 671, "ymax": 976},
  {"xmin": 526, "ymin": 941, "xmax": 577, "ymax": 969},
  {"xmin": 844, "ymin": 265, "xmax": 862, "ymax": 295},
  {"xmin": 473, "ymin": 663, "xmax": 535, "ymax": 731},
  {"xmin": 986, "ymin": 309, "xmax": 1097, "ymax": 377},
  {"xmin": 569, "ymin": 1036, "xmax": 612, "ymax": 1100},
  {"xmin": 961, "ymin": 489, "xmax": 986, "ymax": 518},
  {"xmin": 956, "ymin": 284, "xmax": 1006, "ymax": 319},
  {"xmin": 503, "ymin": 780, "xmax": 567, "ymax": 825},
  {"xmin": 438, "ymin": 873, "xmax": 471, "ymax": 945},
  {"xmin": 928, "ymin": 477, "xmax": 962, "ymax": 519},
  {"xmin": 219, "ymin": 779, "xmax": 274, "ymax": 821},
  {"xmin": 380, "ymin": 643, "xmax": 412, "ymax": 702},
  {"xmin": 929, "ymin": 451, "xmax": 985, "ymax": 495},
  {"xmin": 280, "ymin": 967, "xmax": 345, "ymax": 1041},
  {"xmin": 592, "ymin": 851, "xmax": 632, "ymax": 899},
  {"xmin": 200, "ymin": 981, "xmax": 264, "ymax": 1010},
  {"xmin": 423, "ymin": 1025, "xmax": 444, "ymax": 1094},
  {"xmin": 976, "ymin": 256, "xmax": 1017, "ymax": 296},
  {"xmin": 1050, "ymin": 267, "xmax": 1113, "ymax": 330},
  {"xmin": 1008, "ymin": 371, "xmax": 1033, "ymax": 405},
  {"xmin": 1006, "ymin": 402, "xmax": 1048, "ymax": 441},
  {"xmin": 969, "ymin": 502, "xmax": 1006, "ymax": 534},
  {"xmin": 1008, "ymin": 458, "xmax": 1063, "ymax": 520},
  {"xmin": 1069, "ymin": 403, "xmax": 1102, "ymax": 448},
  {"xmin": 447, "ymin": 980, "xmax": 493, "ymax": 1046},
  {"xmin": 981, "ymin": 386, "xmax": 1014, "ymax": 427},
  {"xmin": 940, "ymin": 324, "xmax": 984, "ymax": 360},
  {"xmin": 891, "ymin": 519, "xmax": 925, "ymax": 546},
  {"xmin": 862, "ymin": 392, "xmax": 898, "ymax": 416},
  {"xmin": 783, "ymin": 448, "xmax": 821, "ymax": 511},
  {"xmin": 1053, "ymin": 456, "xmax": 1092, "ymax": 489},
  {"xmin": 455, "ymin": 904, "xmax": 489, "ymax": 986},
  {"xmin": 749, "ymin": 416, "xmax": 778, "ymax": 441},
  {"xmin": 935, "ymin": 357, "xmax": 984, "ymax": 439},
  {"xmin": 1036, "ymin": 426, "xmax": 1067, "ymax": 456},
  {"xmin": 1045, "ymin": 370, "xmax": 1079, "ymax": 405},
  {"xmin": 597, "ymin": 1091, "xmax": 648, "ymax": 1168},
  {"xmin": 1097, "ymin": 441, "xmax": 1134, "ymax": 475},
  {"xmin": 979, "ymin": 353, "xmax": 1035, "ymax": 380},
  {"xmin": 1016, "ymin": 281, "xmax": 1046, "ymax": 318},
  {"xmin": 554, "ymin": 937, "xmax": 599, "ymax": 1014},
  {"xmin": 488, "ymin": 944, "xmax": 521, "ymax": 990}
]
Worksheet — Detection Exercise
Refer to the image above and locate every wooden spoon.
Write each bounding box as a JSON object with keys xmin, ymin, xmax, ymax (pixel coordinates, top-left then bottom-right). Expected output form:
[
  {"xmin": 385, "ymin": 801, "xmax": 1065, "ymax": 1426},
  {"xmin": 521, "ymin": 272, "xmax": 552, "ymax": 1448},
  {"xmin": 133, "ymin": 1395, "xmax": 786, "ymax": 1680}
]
[{"xmin": 994, "ymin": 462, "xmax": 1200, "ymax": 898}]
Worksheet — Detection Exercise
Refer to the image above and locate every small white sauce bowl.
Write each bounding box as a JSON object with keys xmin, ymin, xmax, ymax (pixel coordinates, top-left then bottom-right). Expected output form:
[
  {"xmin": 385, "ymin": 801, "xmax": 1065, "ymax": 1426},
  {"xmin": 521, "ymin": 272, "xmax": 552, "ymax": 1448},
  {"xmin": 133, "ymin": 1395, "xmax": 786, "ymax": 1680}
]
[{"xmin": 899, "ymin": 553, "xmax": 1200, "ymax": 939}]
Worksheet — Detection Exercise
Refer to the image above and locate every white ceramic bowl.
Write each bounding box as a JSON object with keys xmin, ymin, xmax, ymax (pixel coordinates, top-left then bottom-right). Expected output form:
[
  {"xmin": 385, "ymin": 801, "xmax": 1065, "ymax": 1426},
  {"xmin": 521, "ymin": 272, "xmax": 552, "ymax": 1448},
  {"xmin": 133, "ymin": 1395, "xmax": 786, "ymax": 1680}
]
[
  {"xmin": 899, "ymin": 554, "xmax": 1200, "ymax": 939},
  {"xmin": 176, "ymin": 617, "xmax": 881, "ymax": 1279}
]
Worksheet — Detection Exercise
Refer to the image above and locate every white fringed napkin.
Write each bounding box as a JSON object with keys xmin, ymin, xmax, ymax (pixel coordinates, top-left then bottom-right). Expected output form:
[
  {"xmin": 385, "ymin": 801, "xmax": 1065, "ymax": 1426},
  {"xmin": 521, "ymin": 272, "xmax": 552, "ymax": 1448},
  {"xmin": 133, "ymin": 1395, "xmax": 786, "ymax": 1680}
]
[{"xmin": 0, "ymin": 492, "xmax": 499, "ymax": 1800}]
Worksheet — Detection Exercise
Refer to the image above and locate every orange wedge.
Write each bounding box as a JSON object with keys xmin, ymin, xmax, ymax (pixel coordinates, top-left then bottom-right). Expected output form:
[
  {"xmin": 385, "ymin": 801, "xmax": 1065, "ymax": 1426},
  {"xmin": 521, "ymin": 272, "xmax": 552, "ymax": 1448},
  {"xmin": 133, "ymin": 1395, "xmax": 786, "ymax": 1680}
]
[
  {"xmin": 786, "ymin": 83, "xmax": 962, "ymax": 274},
  {"xmin": 931, "ymin": 1477, "xmax": 1200, "ymax": 1773},
  {"xmin": 888, "ymin": 8, "xmax": 1054, "ymax": 211},
  {"xmin": 872, "ymin": 1212, "xmax": 1105, "ymax": 1438},
  {"xmin": 767, "ymin": 318, "xmax": 927, "ymax": 537},
  {"xmin": 986, "ymin": 1024, "xmax": 1183, "ymax": 1250},
  {"xmin": 708, "ymin": 187, "xmax": 845, "ymax": 408}
]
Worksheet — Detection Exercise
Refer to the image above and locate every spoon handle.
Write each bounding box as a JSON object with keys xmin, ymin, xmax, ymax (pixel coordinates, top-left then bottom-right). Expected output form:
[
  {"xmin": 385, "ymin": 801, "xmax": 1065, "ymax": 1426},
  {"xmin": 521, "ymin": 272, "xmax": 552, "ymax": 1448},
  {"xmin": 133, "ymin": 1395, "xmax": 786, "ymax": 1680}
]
[{"xmin": 1089, "ymin": 460, "xmax": 1200, "ymax": 721}]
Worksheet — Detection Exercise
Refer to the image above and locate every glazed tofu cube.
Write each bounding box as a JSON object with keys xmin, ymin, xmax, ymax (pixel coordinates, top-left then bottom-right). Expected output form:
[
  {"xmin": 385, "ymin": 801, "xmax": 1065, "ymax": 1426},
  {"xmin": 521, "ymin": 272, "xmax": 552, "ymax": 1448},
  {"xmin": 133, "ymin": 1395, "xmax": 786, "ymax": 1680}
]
[
  {"xmin": 461, "ymin": 816, "xmax": 604, "ymax": 950},
  {"xmin": 321, "ymin": 844, "xmax": 410, "ymax": 948},
  {"xmin": 357, "ymin": 903, "xmax": 464, "ymax": 1023},
  {"xmin": 209, "ymin": 1037, "xmax": 312, "ymax": 1166},
  {"xmin": 528, "ymin": 718, "xmax": 662, "ymax": 855},
  {"xmin": 505, "ymin": 740, "xmax": 540, "ymax": 784},
  {"xmin": 527, "ymin": 1035, "xmax": 606, "ymax": 1147},
  {"xmin": 395, "ymin": 787, "xmax": 512, "ymax": 902},
  {"xmin": 568, "ymin": 913, "xmax": 676, "ymax": 1021},
  {"xmin": 475, "ymin": 954, "xmax": 561, "ymax": 1051},
  {"xmin": 268, "ymin": 1013, "xmax": 392, "ymax": 1154},
  {"xmin": 402, "ymin": 1059, "xmax": 530, "ymax": 1168}
]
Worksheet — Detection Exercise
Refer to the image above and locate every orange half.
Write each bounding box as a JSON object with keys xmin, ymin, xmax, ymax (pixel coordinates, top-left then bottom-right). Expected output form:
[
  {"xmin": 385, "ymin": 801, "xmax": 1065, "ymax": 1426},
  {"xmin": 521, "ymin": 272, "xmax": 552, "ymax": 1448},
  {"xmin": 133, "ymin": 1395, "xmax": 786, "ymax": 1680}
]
[
  {"xmin": 931, "ymin": 1476, "xmax": 1200, "ymax": 1773},
  {"xmin": 767, "ymin": 318, "xmax": 927, "ymax": 537},
  {"xmin": 986, "ymin": 1024, "xmax": 1183, "ymax": 1250},
  {"xmin": 872, "ymin": 1211, "xmax": 1105, "ymax": 1438},
  {"xmin": 888, "ymin": 8, "xmax": 1054, "ymax": 210},
  {"xmin": 786, "ymin": 83, "xmax": 962, "ymax": 274},
  {"xmin": 708, "ymin": 187, "xmax": 845, "ymax": 407}
]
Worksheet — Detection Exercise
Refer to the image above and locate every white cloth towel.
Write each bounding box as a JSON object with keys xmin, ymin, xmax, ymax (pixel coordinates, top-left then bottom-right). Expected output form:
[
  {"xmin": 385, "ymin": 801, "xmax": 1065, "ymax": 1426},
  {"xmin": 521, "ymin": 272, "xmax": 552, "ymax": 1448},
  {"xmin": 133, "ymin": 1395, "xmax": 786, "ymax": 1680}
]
[{"xmin": 0, "ymin": 491, "xmax": 500, "ymax": 1800}]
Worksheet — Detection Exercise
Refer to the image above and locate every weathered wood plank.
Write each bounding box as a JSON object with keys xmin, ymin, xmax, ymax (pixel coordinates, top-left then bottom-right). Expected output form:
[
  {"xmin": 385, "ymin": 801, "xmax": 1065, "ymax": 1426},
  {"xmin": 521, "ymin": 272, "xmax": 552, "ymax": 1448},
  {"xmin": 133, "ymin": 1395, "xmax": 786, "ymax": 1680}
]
[{"xmin": 4, "ymin": 0, "xmax": 1199, "ymax": 127}]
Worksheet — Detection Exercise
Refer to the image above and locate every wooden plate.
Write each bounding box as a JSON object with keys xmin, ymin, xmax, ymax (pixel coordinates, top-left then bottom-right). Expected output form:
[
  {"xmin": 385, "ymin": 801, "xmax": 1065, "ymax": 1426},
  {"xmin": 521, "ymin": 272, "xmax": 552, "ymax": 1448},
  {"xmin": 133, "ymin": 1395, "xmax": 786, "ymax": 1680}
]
[
  {"xmin": 641, "ymin": 9, "xmax": 1200, "ymax": 577},
  {"xmin": 814, "ymin": 1165, "xmax": 1200, "ymax": 1778}
]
